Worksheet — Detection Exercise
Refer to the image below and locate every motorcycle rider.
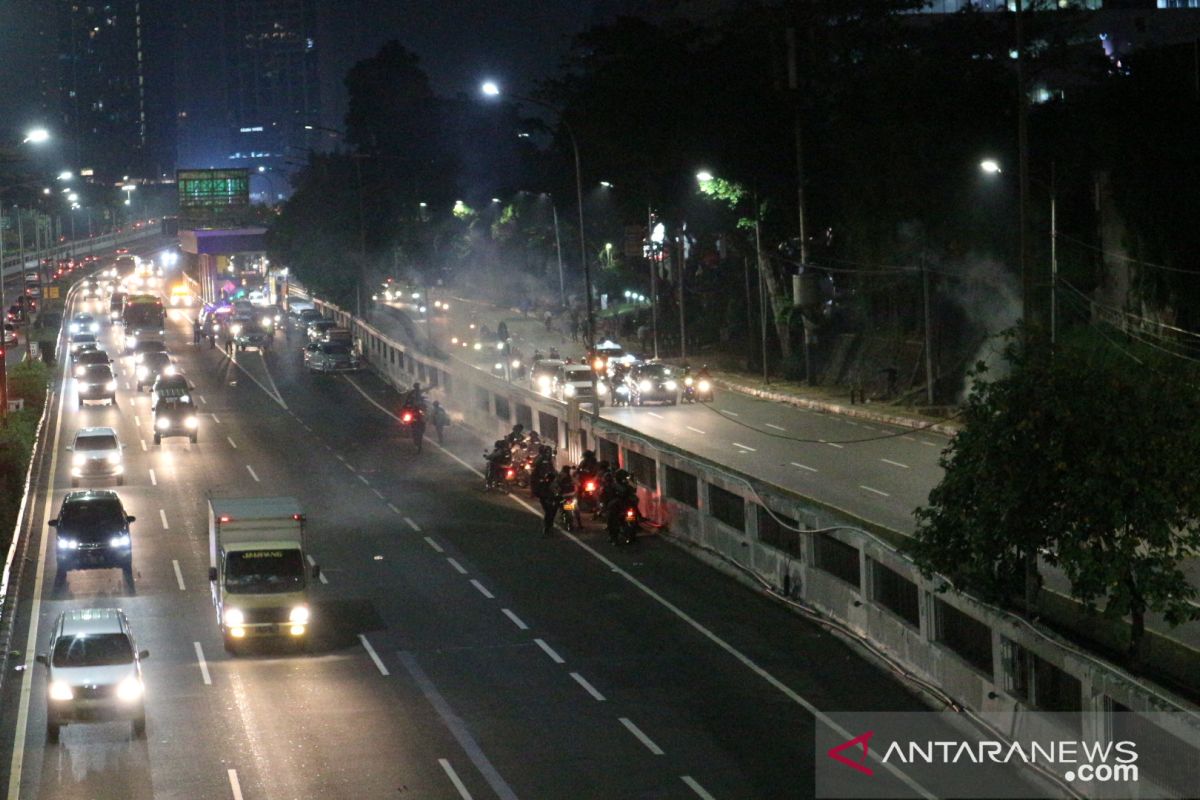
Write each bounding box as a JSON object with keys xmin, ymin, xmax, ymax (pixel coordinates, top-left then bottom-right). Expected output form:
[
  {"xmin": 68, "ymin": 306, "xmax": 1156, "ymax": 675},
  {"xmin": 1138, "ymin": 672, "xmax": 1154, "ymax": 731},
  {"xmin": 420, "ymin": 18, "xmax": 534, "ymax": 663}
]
[
  {"xmin": 604, "ymin": 469, "xmax": 640, "ymax": 544},
  {"xmin": 554, "ymin": 465, "xmax": 577, "ymax": 529},
  {"xmin": 402, "ymin": 381, "xmax": 426, "ymax": 410},
  {"xmin": 485, "ymin": 439, "xmax": 512, "ymax": 488},
  {"xmin": 531, "ymin": 445, "xmax": 559, "ymax": 536}
]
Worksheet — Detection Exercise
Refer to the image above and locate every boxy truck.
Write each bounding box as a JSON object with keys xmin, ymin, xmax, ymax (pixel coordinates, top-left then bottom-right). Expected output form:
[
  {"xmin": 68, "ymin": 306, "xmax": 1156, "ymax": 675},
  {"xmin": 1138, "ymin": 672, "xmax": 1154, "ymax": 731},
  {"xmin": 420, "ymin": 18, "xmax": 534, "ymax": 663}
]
[{"xmin": 208, "ymin": 497, "xmax": 319, "ymax": 652}]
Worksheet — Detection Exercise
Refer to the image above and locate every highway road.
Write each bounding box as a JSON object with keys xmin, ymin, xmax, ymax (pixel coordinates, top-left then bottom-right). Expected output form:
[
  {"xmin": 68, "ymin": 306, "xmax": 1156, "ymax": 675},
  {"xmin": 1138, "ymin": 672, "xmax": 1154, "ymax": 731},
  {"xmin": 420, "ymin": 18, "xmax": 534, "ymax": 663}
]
[{"xmin": 0, "ymin": 259, "xmax": 1047, "ymax": 798}]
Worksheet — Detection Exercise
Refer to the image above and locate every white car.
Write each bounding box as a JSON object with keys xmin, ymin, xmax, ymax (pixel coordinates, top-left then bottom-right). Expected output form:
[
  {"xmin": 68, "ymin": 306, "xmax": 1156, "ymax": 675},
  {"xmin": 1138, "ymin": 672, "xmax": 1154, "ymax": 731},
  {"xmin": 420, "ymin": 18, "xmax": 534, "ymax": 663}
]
[
  {"xmin": 69, "ymin": 332, "xmax": 98, "ymax": 355},
  {"xmin": 554, "ymin": 364, "xmax": 607, "ymax": 406},
  {"xmin": 68, "ymin": 426, "xmax": 124, "ymax": 487},
  {"xmin": 69, "ymin": 313, "xmax": 99, "ymax": 335},
  {"xmin": 37, "ymin": 608, "xmax": 149, "ymax": 741}
]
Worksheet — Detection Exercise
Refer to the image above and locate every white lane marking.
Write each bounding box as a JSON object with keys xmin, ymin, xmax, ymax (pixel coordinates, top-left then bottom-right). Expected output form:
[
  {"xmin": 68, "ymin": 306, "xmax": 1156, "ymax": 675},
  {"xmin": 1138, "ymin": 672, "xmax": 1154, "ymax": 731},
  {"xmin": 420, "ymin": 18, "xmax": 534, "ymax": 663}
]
[
  {"xmin": 446, "ymin": 557, "xmax": 468, "ymax": 575},
  {"xmin": 901, "ymin": 435, "xmax": 916, "ymax": 442},
  {"xmin": 439, "ymin": 760, "xmax": 475, "ymax": 800},
  {"xmin": 686, "ymin": 426, "xmax": 707, "ymax": 435},
  {"xmin": 399, "ymin": 652, "xmax": 519, "ymax": 800},
  {"xmin": 921, "ymin": 440, "xmax": 938, "ymax": 447},
  {"xmin": 424, "ymin": 536, "xmax": 444, "ymax": 553},
  {"xmin": 570, "ymin": 672, "xmax": 606, "ymax": 701},
  {"xmin": 358, "ymin": 634, "xmax": 390, "ymax": 676},
  {"xmin": 307, "ymin": 554, "xmax": 328, "ymax": 584},
  {"xmin": 133, "ymin": 415, "xmax": 140, "ymax": 428},
  {"xmin": 682, "ymin": 775, "xmax": 717, "ymax": 800},
  {"xmin": 719, "ymin": 409, "xmax": 739, "ymax": 417},
  {"xmin": 124, "ymin": 382, "xmax": 131, "ymax": 391},
  {"xmin": 732, "ymin": 442, "xmax": 756, "ymax": 452},
  {"xmin": 246, "ymin": 465, "xmax": 260, "ymax": 482},
  {"xmin": 148, "ymin": 468, "xmax": 157, "ymax": 486},
  {"xmin": 197, "ymin": 394, "xmax": 207, "ymax": 404},
  {"xmin": 860, "ymin": 485, "xmax": 890, "ymax": 497},
  {"xmin": 820, "ymin": 439, "xmax": 844, "ymax": 449},
  {"xmin": 226, "ymin": 436, "xmax": 237, "ymax": 449},
  {"xmin": 140, "ymin": 439, "xmax": 147, "ymax": 451},
  {"xmin": 619, "ymin": 718, "xmax": 664, "ymax": 755},
  {"xmin": 501, "ymin": 608, "xmax": 528, "ymax": 630},
  {"xmin": 345, "ymin": 462, "xmax": 357, "ymax": 473},
  {"xmin": 404, "ymin": 517, "xmax": 421, "ymax": 532},
  {"xmin": 228, "ymin": 769, "xmax": 244, "ymax": 800},
  {"xmin": 534, "ymin": 638, "xmax": 564, "ymax": 664},
  {"xmin": 336, "ymin": 454, "xmax": 346, "ymax": 462},
  {"xmin": 211, "ymin": 412, "xmax": 221, "ymax": 423},
  {"xmin": 159, "ymin": 509, "xmax": 169, "ymax": 529},
  {"xmin": 845, "ymin": 420, "xmax": 859, "ymax": 426},
  {"xmin": 470, "ymin": 579, "xmax": 494, "ymax": 599},
  {"xmin": 862, "ymin": 425, "xmax": 877, "ymax": 432},
  {"xmin": 387, "ymin": 502, "xmax": 401, "ymax": 515},
  {"xmin": 647, "ymin": 411, "xmax": 664, "ymax": 419},
  {"xmin": 765, "ymin": 423, "xmax": 786, "ymax": 431},
  {"xmin": 371, "ymin": 487, "xmax": 385, "ymax": 499},
  {"xmin": 881, "ymin": 458, "xmax": 910, "ymax": 469},
  {"xmin": 791, "ymin": 462, "xmax": 818, "ymax": 473},
  {"xmin": 357, "ymin": 474, "xmax": 369, "ymax": 485},
  {"xmin": 225, "ymin": 350, "xmax": 288, "ymax": 409},
  {"xmin": 194, "ymin": 642, "xmax": 212, "ymax": 685}
]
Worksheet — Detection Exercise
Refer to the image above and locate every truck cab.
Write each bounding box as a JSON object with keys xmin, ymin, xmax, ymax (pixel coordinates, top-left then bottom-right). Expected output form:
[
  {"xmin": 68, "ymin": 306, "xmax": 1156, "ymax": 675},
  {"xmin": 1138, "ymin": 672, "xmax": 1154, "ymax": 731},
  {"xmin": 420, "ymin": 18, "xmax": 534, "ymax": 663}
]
[{"xmin": 208, "ymin": 497, "xmax": 318, "ymax": 653}]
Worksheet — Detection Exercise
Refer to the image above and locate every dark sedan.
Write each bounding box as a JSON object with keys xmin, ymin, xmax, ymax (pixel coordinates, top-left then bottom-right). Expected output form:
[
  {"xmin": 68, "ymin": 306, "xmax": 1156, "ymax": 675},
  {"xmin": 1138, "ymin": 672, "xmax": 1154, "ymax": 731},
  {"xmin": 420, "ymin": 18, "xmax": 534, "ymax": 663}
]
[{"xmin": 624, "ymin": 363, "xmax": 679, "ymax": 406}]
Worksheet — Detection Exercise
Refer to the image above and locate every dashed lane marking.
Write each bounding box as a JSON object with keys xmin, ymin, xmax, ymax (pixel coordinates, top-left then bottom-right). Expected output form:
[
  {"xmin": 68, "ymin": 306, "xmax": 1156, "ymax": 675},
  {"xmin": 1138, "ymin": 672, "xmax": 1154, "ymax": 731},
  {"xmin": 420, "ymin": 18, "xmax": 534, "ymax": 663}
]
[
  {"xmin": 438, "ymin": 760, "xmax": 474, "ymax": 800},
  {"xmin": 211, "ymin": 413, "xmax": 221, "ymax": 423},
  {"xmin": 140, "ymin": 439, "xmax": 147, "ymax": 451},
  {"xmin": 501, "ymin": 609, "xmax": 527, "ymax": 630},
  {"xmin": 371, "ymin": 488, "xmax": 384, "ymax": 499},
  {"xmin": 194, "ymin": 642, "xmax": 212, "ymax": 685},
  {"xmin": 860, "ymin": 485, "xmax": 890, "ymax": 497},
  {"xmin": 227, "ymin": 436, "xmax": 237, "ymax": 449},
  {"xmin": 732, "ymin": 442, "xmax": 756, "ymax": 452},
  {"xmin": 246, "ymin": 465, "xmax": 260, "ymax": 482},
  {"xmin": 446, "ymin": 558, "xmax": 468, "ymax": 575},
  {"xmin": 619, "ymin": 718, "xmax": 664, "ymax": 755},
  {"xmin": 719, "ymin": 409, "xmax": 739, "ymax": 417},
  {"xmin": 534, "ymin": 638, "xmax": 564, "ymax": 664},
  {"xmin": 686, "ymin": 426, "xmax": 707, "ymax": 435},
  {"xmin": 159, "ymin": 509, "xmax": 169, "ymax": 529},
  {"xmin": 424, "ymin": 537, "xmax": 444, "ymax": 553},
  {"xmin": 307, "ymin": 554, "xmax": 328, "ymax": 584},
  {"xmin": 228, "ymin": 770, "xmax": 244, "ymax": 800},
  {"xmin": 820, "ymin": 440, "xmax": 844, "ymax": 449},
  {"xmin": 387, "ymin": 502, "xmax": 401, "ymax": 515},
  {"xmin": 470, "ymin": 579, "xmax": 494, "ymax": 599},
  {"xmin": 570, "ymin": 672, "xmax": 606, "ymax": 701},
  {"xmin": 172, "ymin": 559, "xmax": 185, "ymax": 590},
  {"xmin": 682, "ymin": 776, "xmax": 717, "ymax": 799},
  {"xmin": 791, "ymin": 462, "xmax": 818, "ymax": 473},
  {"xmin": 358, "ymin": 634, "xmax": 389, "ymax": 676},
  {"xmin": 765, "ymin": 423, "xmax": 786, "ymax": 431},
  {"xmin": 881, "ymin": 458, "xmax": 910, "ymax": 469},
  {"xmin": 404, "ymin": 517, "xmax": 421, "ymax": 532},
  {"xmin": 148, "ymin": 468, "xmax": 157, "ymax": 486},
  {"xmin": 357, "ymin": 474, "xmax": 369, "ymax": 485}
]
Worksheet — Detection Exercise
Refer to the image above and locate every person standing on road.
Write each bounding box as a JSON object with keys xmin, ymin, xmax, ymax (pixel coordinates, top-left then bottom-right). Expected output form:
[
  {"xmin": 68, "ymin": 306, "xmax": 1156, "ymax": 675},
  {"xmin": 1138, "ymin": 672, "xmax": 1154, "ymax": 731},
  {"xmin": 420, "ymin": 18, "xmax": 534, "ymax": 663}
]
[
  {"xmin": 497, "ymin": 320, "xmax": 509, "ymax": 342},
  {"xmin": 431, "ymin": 400, "xmax": 449, "ymax": 443},
  {"xmin": 531, "ymin": 446, "xmax": 559, "ymax": 536},
  {"xmin": 193, "ymin": 317, "xmax": 202, "ymax": 345},
  {"xmin": 543, "ymin": 309, "xmax": 553, "ymax": 331}
]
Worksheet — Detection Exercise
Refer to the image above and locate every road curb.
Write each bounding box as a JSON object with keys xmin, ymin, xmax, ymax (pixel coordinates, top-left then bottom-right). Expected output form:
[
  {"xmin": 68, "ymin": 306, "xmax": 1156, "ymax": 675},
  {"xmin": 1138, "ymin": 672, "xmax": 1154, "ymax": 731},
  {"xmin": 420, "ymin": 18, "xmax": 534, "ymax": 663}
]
[{"xmin": 712, "ymin": 379, "xmax": 961, "ymax": 437}]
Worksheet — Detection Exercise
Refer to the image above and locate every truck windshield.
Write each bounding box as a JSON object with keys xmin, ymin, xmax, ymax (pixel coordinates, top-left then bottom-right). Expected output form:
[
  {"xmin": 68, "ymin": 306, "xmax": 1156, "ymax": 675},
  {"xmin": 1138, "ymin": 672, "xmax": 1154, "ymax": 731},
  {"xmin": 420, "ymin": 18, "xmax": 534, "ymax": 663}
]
[{"xmin": 225, "ymin": 549, "xmax": 305, "ymax": 594}]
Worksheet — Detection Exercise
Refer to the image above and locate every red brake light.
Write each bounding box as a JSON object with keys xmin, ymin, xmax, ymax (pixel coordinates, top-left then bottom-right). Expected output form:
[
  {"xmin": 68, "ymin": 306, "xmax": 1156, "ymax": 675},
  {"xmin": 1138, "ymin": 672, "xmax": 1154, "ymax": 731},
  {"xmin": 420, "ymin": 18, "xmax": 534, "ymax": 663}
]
[
  {"xmin": 625, "ymin": 508, "xmax": 636, "ymax": 521},
  {"xmin": 505, "ymin": 468, "xmax": 515, "ymax": 479},
  {"xmin": 218, "ymin": 515, "xmax": 232, "ymax": 523},
  {"xmin": 402, "ymin": 412, "xmax": 412, "ymax": 422},
  {"xmin": 584, "ymin": 481, "xmax": 596, "ymax": 492}
]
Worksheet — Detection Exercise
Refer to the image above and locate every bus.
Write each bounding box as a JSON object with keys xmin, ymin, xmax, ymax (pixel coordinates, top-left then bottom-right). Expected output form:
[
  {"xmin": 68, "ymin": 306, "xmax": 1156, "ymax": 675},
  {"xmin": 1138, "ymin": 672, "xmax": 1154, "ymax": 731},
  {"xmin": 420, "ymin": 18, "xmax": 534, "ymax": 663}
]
[{"xmin": 121, "ymin": 294, "xmax": 165, "ymax": 352}]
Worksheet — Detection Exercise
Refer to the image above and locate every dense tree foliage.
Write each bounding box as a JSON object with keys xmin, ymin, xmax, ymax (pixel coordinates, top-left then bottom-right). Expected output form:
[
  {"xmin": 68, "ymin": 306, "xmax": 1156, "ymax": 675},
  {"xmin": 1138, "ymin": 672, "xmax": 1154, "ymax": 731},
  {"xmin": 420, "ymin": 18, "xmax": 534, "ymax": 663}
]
[{"xmin": 909, "ymin": 331, "xmax": 1200, "ymax": 661}]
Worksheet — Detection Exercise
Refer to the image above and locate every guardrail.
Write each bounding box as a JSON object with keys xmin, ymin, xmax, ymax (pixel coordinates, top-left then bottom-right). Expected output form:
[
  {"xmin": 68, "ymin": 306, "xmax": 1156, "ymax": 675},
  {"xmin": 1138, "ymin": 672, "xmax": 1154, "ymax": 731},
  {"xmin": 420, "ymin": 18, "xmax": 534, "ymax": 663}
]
[
  {"xmin": 1, "ymin": 222, "xmax": 161, "ymax": 284},
  {"xmin": 298, "ymin": 289, "xmax": 1200, "ymax": 797}
]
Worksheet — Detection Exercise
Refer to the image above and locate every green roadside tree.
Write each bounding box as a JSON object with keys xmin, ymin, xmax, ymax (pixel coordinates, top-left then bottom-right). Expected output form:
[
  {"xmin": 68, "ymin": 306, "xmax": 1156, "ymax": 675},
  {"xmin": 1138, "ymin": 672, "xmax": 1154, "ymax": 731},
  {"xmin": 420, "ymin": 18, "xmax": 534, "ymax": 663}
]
[{"xmin": 908, "ymin": 330, "xmax": 1200, "ymax": 664}]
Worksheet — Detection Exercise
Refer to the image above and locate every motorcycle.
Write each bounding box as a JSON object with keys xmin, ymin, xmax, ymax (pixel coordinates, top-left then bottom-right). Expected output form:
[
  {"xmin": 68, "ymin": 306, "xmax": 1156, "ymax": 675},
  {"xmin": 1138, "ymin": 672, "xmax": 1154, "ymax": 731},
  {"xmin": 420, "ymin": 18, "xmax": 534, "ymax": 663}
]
[
  {"xmin": 400, "ymin": 405, "xmax": 426, "ymax": 452},
  {"xmin": 557, "ymin": 493, "xmax": 579, "ymax": 532},
  {"xmin": 694, "ymin": 376, "xmax": 714, "ymax": 403},
  {"xmin": 483, "ymin": 454, "xmax": 518, "ymax": 493},
  {"xmin": 609, "ymin": 503, "xmax": 640, "ymax": 545},
  {"xmin": 576, "ymin": 474, "xmax": 601, "ymax": 519}
]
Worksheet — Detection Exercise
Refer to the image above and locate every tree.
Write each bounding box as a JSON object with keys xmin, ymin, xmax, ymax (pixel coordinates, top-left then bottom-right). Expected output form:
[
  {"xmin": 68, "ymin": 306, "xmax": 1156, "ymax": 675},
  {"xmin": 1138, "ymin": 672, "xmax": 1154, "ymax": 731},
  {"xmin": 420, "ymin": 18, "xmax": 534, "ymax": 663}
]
[{"xmin": 909, "ymin": 330, "xmax": 1200, "ymax": 663}]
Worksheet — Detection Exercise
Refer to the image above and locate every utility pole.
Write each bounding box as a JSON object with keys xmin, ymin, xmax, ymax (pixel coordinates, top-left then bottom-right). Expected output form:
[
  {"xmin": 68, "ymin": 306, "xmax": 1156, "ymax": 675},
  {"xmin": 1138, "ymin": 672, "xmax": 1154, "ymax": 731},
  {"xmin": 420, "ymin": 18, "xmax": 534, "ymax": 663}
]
[
  {"xmin": 551, "ymin": 202, "xmax": 565, "ymax": 307},
  {"xmin": 677, "ymin": 234, "xmax": 686, "ymax": 361},
  {"xmin": 788, "ymin": 26, "xmax": 813, "ymax": 384},
  {"xmin": 648, "ymin": 206, "xmax": 659, "ymax": 359},
  {"xmin": 1015, "ymin": 0, "xmax": 1034, "ymax": 338},
  {"xmin": 922, "ymin": 258, "xmax": 934, "ymax": 406},
  {"xmin": 753, "ymin": 194, "xmax": 769, "ymax": 385}
]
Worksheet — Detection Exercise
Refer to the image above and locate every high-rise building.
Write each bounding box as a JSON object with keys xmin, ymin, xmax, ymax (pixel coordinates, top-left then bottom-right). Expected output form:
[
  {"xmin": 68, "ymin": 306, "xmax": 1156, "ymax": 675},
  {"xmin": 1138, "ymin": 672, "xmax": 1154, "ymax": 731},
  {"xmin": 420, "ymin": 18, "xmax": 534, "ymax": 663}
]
[
  {"xmin": 177, "ymin": 0, "xmax": 320, "ymax": 200},
  {"xmin": 51, "ymin": 0, "xmax": 175, "ymax": 183}
]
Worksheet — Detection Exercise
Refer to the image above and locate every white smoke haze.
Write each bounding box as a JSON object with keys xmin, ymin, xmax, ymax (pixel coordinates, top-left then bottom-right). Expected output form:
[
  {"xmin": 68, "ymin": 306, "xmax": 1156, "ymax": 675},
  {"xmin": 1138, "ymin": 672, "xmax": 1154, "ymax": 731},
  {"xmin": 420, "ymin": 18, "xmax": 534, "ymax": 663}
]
[{"xmin": 943, "ymin": 256, "xmax": 1023, "ymax": 399}]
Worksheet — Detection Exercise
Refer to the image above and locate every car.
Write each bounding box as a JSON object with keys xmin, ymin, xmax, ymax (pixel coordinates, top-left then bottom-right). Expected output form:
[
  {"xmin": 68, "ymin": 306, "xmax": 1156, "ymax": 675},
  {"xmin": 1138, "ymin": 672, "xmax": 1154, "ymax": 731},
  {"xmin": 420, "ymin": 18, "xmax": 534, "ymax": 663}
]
[
  {"xmin": 130, "ymin": 339, "xmax": 168, "ymax": 364},
  {"xmin": 68, "ymin": 426, "xmax": 124, "ymax": 487},
  {"xmin": 294, "ymin": 307, "xmax": 322, "ymax": 328},
  {"xmin": 79, "ymin": 283, "xmax": 100, "ymax": 301},
  {"xmin": 73, "ymin": 349, "xmax": 112, "ymax": 377},
  {"xmin": 530, "ymin": 359, "xmax": 566, "ymax": 396},
  {"xmin": 152, "ymin": 381, "xmax": 198, "ymax": 443},
  {"xmin": 248, "ymin": 289, "xmax": 269, "ymax": 306},
  {"xmin": 554, "ymin": 363, "xmax": 606, "ymax": 406},
  {"xmin": 135, "ymin": 351, "xmax": 176, "ymax": 390},
  {"xmin": 69, "ymin": 313, "xmax": 99, "ymax": 335},
  {"xmin": 109, "ymin": 291, "xmax": 127, "ymax": 322},
  {"xmin": 150, "ymin": 373, "xmax": 191, "ymax": 408},
  {"xmin": 306, "ymin": 319, "xmax": 338, "ymax": 342},
  {"xmin": 304, "ymin": 341, "xmax": 360, "ymax": 373},
  {"xmin": 229, "ymin": 315, "xmax": 271, "ymax": 351},
  {"xmin": 624, "ymin": 362, "xmax": 679, "ymax": 406},
  {"xmin": 48, "ymin": 490, "xmax": 136, "ymax": 587},
  {"xmin": 2, "ymin": 323, "xmax": 17, "ymax": 346},
  {"xmin": 69, "ymin": 332, "xmax": 99, "ymax": 357},
  {"xmin": 77, "ymin": 364, "xmax": 117, "ymax": 407},
  {"xmin": 36, "ymin": 608, "xmax": 148, "ymax": 741}
]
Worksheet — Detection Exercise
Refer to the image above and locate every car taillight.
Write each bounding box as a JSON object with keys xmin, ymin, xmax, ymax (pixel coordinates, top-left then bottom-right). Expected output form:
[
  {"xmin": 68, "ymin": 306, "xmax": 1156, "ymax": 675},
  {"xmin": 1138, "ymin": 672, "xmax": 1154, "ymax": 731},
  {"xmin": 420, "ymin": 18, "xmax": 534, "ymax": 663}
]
[
  {"xmin": 402, "ymin": 412, "xmax": 412, "ymax": 423},
  {"xmin": 625, "ymin": 508, "xmax": 636, "ymax": 521},
  {"xmin": 584, "ymin": 481, "xmax": 596, "ymax": 493},
  {"xmin": 505, "ymin": 468, "xmax": 515, "ymax": 480}
]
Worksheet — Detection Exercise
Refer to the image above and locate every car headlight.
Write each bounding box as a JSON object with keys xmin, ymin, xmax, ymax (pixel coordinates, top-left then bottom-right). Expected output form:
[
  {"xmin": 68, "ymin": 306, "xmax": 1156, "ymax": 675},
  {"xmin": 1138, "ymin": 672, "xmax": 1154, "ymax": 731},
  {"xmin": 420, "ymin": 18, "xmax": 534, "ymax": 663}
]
[
  {"xmin": 74, "ymin": 365, "xmax": 86, "ymax": 378},
  {"xmin": 665, "ymin": 380, "xmax": 677, "ymax": 391},
  {"xmin": 597, "ymin": 382, "xmax": 607, "ymax": 393},
  {"xmin": 136, "ymin": 366, "xmax": 148, "ymax": 379},
  {"xmin": 89, "ymin": 323, "xmax": 99, "ymax": 333},
  {"xmin": 127, "ymin": 336, "xmax": 138, "ymax": 346},
  {"xmin": 165, "ymin": 365, "xmax": 176, "ymax": 376},
  {"xmin": 261, "ymin": 319, "xmax": 272, "ymax": 329},
  {"xmin": 640, "ymin": 380, "xmax": 652, "ymax": 391},
  {"xmin": 72, "ymin": 453, "xmax": 86, "ymax": 466},
  {"xmin": 57, "ymin": 538, "xmax": 78, "ymax": 550},
  {"xmin": 698, "ymin": 380, "xmax": 711, "ymax": 392},
  {"xmin": 184, "ymin": 416, "xmax": 198, "ymax": 429},
  {"xmin": 685, "ymin": 376, "xmax": 694, "ymax": 386},
  {"xmin": 564, "ymin": 384, "xmax": 576, "ymax": 397},
  {"xmin": 180, "ymin": 394, "xmax": 190, "ymax": 403},
  {"xmin": 156, "ymin": 418, "xmax": 169, "ymax": 430},
  {"xmin": 230, "ymin": 324, "xmax": 242, "ymax": 335},
  {"xmin": 48, "ymin": 681, "xmax": 74, "ymax": 701},
  {"xmin": 537, "ymin": 375, "xmax": 551, "ymax": 388},
  {"xmin": 107, "ymin": 453, "xmax": 121, "ymax": 465},
  {"xmin": 617, "ymin": 385, "xmax": 629, "ymax": 395},
  {"xmin": 225, "ymin": 608, "xmax": 245, "ymax": 627},
  {"xmin": 106, "ymin": 381, "xmax": 117, "ymax": 391},
  {"xmin": 116, "ymin": 676, "xmax": 143, "ymax": 702},
  {"xmin": 109, "ymin": 533, "xmax": 130, "ymax": 548},
  {"xmin": 69, "ymin": 324, "xmax": 79, "ymax": 333},
  {"xmin": 289, "ymin": 606, "xmax": 310, "ymax": 624}
]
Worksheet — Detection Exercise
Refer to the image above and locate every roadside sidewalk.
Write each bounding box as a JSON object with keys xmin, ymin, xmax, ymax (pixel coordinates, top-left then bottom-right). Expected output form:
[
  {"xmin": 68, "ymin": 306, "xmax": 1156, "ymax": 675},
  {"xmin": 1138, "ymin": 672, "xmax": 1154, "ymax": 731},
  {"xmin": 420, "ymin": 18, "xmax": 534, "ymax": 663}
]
[{"xmin": 432, "ymin": 291, "xmax": 960, "ymax": 436}]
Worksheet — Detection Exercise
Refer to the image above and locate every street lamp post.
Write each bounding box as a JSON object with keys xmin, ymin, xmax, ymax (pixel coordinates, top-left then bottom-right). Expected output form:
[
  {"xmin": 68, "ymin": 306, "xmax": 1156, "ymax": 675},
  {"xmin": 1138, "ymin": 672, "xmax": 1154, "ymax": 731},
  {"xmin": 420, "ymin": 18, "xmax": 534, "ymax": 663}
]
[
  {"xmin": 548, "ymin": 197, "xmax": 565, "ymax": 307},
  {"xmin": 483, "ymin": 81, "xmax": 599, "ymax": 418}
]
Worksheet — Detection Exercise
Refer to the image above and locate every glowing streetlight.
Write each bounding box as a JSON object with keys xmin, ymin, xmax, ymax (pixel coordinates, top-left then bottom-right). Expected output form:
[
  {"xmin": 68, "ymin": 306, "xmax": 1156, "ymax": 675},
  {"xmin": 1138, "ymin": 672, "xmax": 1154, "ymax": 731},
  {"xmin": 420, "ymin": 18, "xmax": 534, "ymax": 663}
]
[
  {"xmin": 481, "ymin": 81, "xmax": 500, "ymax": 97},
  {"xmin": 57, "ymin": 171, "xmax": 73, "ymax": 181},
  {"xmin": 599, "ymin": 181, "xmax": 613, "ymax": 188},
  {"xmin": 23, "ymin": 128, "xmax": 49, "ymax": 144},
  {"xmin": 979, "ymin": 159, "xmax": 1002, "ymax": 175},
  {"xmin": 695, "ymin": 170, "xmax": 714, "ymax": 183},
  {"xmin": 67, "ymin": 193, "xmax": 79, "ymax": 203}
]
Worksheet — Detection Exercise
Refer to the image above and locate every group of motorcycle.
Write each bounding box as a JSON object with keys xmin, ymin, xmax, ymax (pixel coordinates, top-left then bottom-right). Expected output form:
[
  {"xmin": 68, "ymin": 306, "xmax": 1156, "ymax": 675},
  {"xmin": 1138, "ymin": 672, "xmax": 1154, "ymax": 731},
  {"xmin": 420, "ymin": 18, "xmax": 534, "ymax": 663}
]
[
  {"xmin": 483, "ymin": 434, "xmax": 642, "ymax": 545},
  {"xmin": 681, "ymin": 371, "xmax": 714, "ymax": 404}
]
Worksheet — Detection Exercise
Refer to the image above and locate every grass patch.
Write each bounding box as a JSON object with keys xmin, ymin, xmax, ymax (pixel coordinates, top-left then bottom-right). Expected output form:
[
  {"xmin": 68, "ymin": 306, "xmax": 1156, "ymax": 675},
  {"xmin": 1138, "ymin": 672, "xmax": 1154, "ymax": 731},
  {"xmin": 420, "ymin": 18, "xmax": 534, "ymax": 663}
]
[{"xmin": 0, "ymin": 360, "xmax": 51, "ymax": 558}]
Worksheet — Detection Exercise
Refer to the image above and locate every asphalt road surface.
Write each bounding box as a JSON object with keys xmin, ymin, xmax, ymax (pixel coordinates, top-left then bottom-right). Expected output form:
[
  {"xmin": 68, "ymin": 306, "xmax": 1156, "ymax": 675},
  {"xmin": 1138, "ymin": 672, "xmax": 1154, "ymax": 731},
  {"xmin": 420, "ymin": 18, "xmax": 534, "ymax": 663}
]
[{"xmin": 0, "ymin": 281, "xmax": 1049, "ymax": 798}]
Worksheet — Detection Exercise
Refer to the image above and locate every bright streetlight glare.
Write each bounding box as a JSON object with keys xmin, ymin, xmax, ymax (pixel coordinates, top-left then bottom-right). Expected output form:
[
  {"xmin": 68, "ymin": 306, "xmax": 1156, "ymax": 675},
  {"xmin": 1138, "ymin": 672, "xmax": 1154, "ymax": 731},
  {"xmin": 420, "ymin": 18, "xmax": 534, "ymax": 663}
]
[
  {"xmin": 23, "ymin": 128, "xmax": 50, "ymax": 144},
  {"xmin": 481, "ymin": 81, "xmax": 500, "ymax": 97},
  {"xmin": 57, "ymin": 171, "xmax": 73, "ymax": 181},
  {"xmin": 600, "ymin": 181, "xmax": 613, "ymax": 188},
  {"xmin": 67, "ymin": 193, "xmax": 79, "ymax": 202},
  {"xmin": 980, "ymin": 159, "xmax": 1002, "ymax": 175},
  {"xmin": 696, "ymin": 170, "xmax": 714, "ymax": 182}
]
